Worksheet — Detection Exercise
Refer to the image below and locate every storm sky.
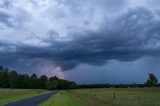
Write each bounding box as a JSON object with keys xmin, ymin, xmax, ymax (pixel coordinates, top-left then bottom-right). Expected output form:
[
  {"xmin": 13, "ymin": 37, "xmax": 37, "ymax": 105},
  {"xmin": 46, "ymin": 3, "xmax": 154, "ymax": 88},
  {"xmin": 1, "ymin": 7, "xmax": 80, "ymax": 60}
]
[{"xmin": 0, "ymin": 0, "xmax": 160, "ymax": 84}]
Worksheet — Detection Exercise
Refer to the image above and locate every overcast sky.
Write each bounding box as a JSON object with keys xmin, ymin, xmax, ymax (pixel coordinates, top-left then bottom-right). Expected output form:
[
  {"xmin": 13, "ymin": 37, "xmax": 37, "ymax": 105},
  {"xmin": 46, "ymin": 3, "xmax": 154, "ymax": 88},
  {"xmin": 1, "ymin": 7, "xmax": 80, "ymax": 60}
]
[{"xmin": 0, "ymin": 0, "xmax": 160, "ymax": 84}]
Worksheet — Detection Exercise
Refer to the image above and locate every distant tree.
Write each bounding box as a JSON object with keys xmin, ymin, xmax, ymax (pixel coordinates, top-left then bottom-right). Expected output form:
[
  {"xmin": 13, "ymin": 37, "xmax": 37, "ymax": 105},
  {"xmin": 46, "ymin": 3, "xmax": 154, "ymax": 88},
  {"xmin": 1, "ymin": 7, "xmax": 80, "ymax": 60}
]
[
  {"xmin": 46, "ymin": 76, "xmax": 77, "ymax": 90},
  {"xmin": 17, "ymin": 74, "xmax": 30, "ymax": 88},
  {"xmin": 9, "ymin": 71, "xmax": 18, "ymax": 88},
  {"xmin": 0, "ymin": 66, "xmax": 3, "ymax": 87},
  {"xmin": 31, "ymin": 73, "xmax": 37, "ymax": 79},
  {"xmin": 46, "ymin": 76, "xmax": 58, "ymax": 90},
  {"xmin": 0, "ymin": 68, "xmax": 10, "ymax": 88},
  {"xmin": 0, "ymin": 66, "xmax": 3, "ymax": 70},
  {"xmin": 37, "ymin": 75, "xmax": 48, "ymax": 89},
  {"xmin": 145, "ymin": 73, "xmax": 158, "ymax": 87},
  {"xmin": 57, "ymin": 80, "xmax": 77, "ymax": 90},
  {"xmin": 29, "ymin": 73, "xmax": 38, "ymax": 89}
]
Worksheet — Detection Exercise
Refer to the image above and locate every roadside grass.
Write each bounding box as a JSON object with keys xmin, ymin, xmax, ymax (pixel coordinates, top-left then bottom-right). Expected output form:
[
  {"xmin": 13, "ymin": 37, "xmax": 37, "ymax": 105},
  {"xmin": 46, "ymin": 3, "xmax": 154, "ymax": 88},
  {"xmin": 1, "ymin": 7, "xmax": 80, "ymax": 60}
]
[
  {"xmin": 0, "ymin": 89, "xmax": 49, "ymax": 105},
  {"xmin": 70, "ymin": 88, "xmax": 160, "ymax": 106},
  {"xmin": 40, "ymin": 91, "xmax": 83, "ymax": 106}
]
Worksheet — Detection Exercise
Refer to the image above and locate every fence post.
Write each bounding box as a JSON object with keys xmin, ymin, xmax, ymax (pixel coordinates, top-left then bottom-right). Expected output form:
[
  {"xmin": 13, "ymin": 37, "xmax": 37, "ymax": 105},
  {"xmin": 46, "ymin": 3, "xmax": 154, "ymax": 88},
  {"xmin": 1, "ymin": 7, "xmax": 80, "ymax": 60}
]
[{"xmin": 114, "ymin": 89, "xmax": 116, "ymax": 100}]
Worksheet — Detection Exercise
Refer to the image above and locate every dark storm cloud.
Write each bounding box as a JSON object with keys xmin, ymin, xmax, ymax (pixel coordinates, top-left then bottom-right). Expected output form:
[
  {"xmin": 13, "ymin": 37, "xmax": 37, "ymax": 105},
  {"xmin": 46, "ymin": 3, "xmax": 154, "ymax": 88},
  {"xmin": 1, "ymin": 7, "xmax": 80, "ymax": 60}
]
[
  {"xmin": 91, "ymin": 0, "xmax": 126, "ymax": 11},
  {"xmin": 0, "ymin": 11, "xmax": 12, "ymax": 27},
  {"xmin": 0, "ymin": 0, "xmax": 11, "ymax": 9},
  {"xmin": 1, "ymin": 7, "xmax": 160, "ymax": 71},
  {"xmin": 0, "ymin": 0, "xmax": 160, "ymax": 74},
  {"xmin": 147, "ymin": 0, "xmax": 160, "ymax": 4},
  {"xmin": 50, "ymin": 8, "xmax": 160, "ymax": 70}
]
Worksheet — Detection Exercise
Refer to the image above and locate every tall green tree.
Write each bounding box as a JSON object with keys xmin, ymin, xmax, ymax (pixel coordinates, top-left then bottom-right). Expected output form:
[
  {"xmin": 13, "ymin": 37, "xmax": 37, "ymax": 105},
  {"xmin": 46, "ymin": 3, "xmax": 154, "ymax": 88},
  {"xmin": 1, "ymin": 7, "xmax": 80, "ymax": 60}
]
[
  {"xmin": 17, "ymin": 74, "xmax": 30, "ymax": 88},
  {"xmin": 0, "ymin": 68, "xmax": 10, "ymax": 88},
  {"xmin": 9, "ymin": 71, "xmax": 18, "ymax": 88},
  {"xmin": 146, "ymin": 73, "xmax": 158, "ymax": 87},
  {"xmin": 37, "ymin": 75, "xmax": 48, "ymax": 89},
  {"xmin": 0, "ymin": 66, "xmax": 3, "ymax": 87},
  {"xmin": 29, "ymin": 73, "xmax": 38, "ymax": 89},
  {"xmin": 46, "ymin": 76, "xmax": 58, "ymax": 90}
]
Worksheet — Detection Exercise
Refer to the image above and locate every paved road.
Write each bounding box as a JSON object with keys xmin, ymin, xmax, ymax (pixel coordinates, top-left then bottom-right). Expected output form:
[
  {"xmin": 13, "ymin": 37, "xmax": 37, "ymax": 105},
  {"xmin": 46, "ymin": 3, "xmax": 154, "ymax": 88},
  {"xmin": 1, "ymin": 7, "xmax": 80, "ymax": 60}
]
[{"xmin": 3, "ymin": 91, "xmax": 58, "ymax": 106}]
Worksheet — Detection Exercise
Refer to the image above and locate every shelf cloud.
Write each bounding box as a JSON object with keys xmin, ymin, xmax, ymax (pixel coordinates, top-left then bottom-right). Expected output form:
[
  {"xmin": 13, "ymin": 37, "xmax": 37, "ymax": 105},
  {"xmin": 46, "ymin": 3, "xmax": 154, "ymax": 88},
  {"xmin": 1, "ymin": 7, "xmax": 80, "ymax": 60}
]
[{"xmin": 0, "ymin": 0, "xmax": 160, "ymax": 75}]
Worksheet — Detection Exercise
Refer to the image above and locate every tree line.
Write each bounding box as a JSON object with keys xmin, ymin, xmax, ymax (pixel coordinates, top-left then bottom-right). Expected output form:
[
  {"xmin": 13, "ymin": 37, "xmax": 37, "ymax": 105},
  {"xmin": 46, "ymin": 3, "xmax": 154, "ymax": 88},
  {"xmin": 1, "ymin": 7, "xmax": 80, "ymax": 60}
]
[
  {"xmin": 0, "ymin": 65, "xmax": 159, "ymax": 89},
  {"xmin": 79, "ymin": 73, "xmax": 159, "ymax": 89},
  {"xmin": 0, "ymin": 66, "xmax": 77, "ymax": 90}
]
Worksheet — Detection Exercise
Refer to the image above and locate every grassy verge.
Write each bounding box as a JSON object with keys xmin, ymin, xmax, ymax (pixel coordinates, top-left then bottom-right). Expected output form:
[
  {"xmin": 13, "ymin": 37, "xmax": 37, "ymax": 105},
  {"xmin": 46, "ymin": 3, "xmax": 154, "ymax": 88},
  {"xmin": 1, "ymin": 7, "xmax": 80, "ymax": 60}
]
[
  {"xmin": 40, "ymin": 91, "xmax": 83, "ymax": 106},
  {"xmin": 0, "ymin": 89, "xmax": 49, "ymax": 105},
  {"xmin": 70, "ymin": 88, "xmax": 160, "ymax": 106}
]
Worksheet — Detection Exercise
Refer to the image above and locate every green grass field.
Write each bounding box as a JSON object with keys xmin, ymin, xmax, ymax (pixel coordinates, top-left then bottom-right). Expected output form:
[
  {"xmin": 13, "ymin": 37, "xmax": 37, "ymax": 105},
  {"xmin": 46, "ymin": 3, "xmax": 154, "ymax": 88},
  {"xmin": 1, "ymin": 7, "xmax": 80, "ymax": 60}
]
[
  {"xmin": 70, "ymin": 88, "xmax": 160, "ymax": 106},
  {"xmin": 0, "ymin": 89, "xmax": 49, "ymax": 105},
  {"xmin": 40, "ymin": 91, "xmax": 83, "ymax": 106},
  {"xmin": 41, "ymin": 88, "xmax": 160, "ymax": 106},
  {"xmin": 1, "ymin": 88, "xmax": 160, "ymax": 106}
]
